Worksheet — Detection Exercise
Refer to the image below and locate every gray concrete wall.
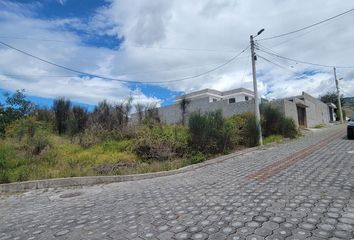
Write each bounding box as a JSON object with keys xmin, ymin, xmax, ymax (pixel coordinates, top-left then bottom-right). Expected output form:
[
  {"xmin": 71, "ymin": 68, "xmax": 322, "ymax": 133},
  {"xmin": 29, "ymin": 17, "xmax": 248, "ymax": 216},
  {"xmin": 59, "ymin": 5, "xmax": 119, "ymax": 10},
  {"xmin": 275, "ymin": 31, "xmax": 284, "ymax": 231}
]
[
  {"xmin": 283, "ymin": 100, "xmax": 300, "ymax": 128},
  {"xmin": 302, "ymin": 92, "xmax": 330, "ymax": 127},
  {"xmin": 270, "ymin": 99, "xmax": 299, "ymax": 128},
  {"xmin": 131, "ymin": 97, "xmax": 255, "ymax": 125}
]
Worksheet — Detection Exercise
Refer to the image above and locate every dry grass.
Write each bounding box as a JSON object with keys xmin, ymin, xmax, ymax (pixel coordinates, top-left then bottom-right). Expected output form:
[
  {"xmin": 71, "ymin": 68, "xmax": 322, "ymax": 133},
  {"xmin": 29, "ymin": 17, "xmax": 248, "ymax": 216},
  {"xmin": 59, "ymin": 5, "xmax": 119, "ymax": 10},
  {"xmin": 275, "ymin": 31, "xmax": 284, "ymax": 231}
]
[{"xmin": 0, "ymin": 134, "xmax": 208, "ymax": 183}]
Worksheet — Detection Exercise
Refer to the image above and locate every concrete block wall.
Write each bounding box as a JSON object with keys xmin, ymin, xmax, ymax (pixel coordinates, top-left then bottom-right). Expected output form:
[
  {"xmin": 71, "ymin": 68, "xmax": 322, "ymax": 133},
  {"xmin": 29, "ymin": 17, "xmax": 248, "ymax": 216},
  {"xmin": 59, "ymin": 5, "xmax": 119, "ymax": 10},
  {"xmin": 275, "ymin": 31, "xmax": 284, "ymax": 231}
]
[
  {"xmin": 302, "ymin": 92, "xmax": 330, "ymax": 127},
  {"xmin": 131, "ymin": 97, "xmax": 255, "ymax": 125},
  {"xmin": 269, "ymin": 99, "xmax": 299, "ymax": 128}
]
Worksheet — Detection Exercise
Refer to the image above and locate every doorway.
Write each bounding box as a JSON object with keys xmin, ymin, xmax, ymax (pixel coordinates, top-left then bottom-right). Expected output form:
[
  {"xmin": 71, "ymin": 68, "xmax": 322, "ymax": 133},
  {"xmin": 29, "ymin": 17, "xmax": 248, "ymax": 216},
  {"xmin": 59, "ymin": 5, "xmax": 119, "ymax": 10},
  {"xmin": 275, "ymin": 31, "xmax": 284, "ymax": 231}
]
[{"xmin": 297, "ymin": 106, "xmax": 307, "ymax": 128}]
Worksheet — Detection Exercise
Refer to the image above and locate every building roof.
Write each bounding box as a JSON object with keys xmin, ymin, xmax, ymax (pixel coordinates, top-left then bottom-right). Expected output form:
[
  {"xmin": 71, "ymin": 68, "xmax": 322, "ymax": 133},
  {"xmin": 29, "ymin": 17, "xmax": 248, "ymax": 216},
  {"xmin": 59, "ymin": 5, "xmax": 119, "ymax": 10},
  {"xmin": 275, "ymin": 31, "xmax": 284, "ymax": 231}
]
[{"xmin": 176, "ymin": 88, "xmax": 254, "ymax": 101}]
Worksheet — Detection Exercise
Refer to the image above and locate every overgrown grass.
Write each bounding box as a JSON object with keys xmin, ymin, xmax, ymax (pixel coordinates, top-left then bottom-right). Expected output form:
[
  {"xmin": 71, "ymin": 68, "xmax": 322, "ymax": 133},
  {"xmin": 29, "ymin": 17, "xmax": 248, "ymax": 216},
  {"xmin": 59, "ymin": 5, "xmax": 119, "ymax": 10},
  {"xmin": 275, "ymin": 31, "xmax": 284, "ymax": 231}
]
[
  {"xmin": 314, "ymin": 124, "xmax": 327, "ymax": 129},
  {"xmin": 0, "ymin": 133, "xmax": 210, "ymax": 183},
  {"xmin": 263, "ymin": 135, "xmax": 283, "ymax": 145}
]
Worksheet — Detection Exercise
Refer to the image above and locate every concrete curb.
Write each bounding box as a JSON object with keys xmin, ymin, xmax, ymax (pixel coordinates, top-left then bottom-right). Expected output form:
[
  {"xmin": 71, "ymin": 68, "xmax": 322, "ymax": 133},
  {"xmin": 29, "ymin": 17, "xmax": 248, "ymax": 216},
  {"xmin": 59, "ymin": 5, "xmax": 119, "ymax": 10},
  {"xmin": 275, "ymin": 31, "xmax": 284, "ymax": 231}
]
[{"xmin": 0, "ymin": 147, "xmax": 259, "ymax": 193}]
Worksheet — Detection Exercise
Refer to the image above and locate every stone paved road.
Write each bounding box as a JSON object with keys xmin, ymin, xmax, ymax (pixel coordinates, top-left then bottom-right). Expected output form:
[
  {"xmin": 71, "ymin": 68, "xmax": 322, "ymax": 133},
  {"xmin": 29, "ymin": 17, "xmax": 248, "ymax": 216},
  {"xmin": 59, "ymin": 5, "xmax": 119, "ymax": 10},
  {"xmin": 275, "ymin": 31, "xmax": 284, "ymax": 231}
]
[{"xmin": 1, "ymin": 125, "xmax": 354, "ymax": 240}]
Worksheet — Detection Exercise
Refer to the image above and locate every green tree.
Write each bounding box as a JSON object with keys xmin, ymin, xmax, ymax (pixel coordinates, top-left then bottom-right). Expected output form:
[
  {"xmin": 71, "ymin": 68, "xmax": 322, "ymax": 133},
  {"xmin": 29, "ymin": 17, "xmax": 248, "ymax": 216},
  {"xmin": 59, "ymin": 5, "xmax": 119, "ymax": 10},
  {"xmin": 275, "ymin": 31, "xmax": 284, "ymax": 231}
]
[
  {"xmin": 53, "ymin": 97, "xmax": 71, "ymax": 135},
  {"xmin": 67, "ymin": 106, "xmax": 88, "ymax": 136},
  {"xmin": 0, "ymin": 90, "xmax": 34, "ymax": 135},
  {"xmin": 320, "ymin": 92, "xmax": 345, "ymax": 120}
]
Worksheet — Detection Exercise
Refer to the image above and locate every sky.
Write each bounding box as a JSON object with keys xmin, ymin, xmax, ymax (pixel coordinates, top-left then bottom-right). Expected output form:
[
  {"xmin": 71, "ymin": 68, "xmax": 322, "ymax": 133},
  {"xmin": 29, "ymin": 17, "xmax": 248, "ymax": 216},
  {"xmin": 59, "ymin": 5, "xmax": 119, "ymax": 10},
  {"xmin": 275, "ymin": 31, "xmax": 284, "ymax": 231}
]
[{"xmin": 0, "ymin": 0, "xmax": 354, "ymax": 109}]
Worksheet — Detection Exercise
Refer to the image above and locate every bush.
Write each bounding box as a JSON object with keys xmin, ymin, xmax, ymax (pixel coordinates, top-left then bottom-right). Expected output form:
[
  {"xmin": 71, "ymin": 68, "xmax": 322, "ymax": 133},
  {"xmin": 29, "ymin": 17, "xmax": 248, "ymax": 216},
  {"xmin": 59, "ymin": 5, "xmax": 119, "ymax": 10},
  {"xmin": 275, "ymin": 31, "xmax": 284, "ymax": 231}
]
[
  {"xmin": 5, "ymin": 116, "xmax": 37, "ymax": 141},
  {"xmin": 189, "ymin": 110, "xmax": 231, "ymax": 154},
  {"xmin": 27, "ymin": 131, "xmax": 51, "ymax": 155},
  {"xmin": 261, "ymin": 104, "xmax": 298, "ymax": 139},
  {"xmin": 261, "ymin": 104, "xmax": 284, "ymax": 137},
  {"xmin": 226, "ymin": 112, "xmax": 260, "ymax": 147},
  {"xmin": 133, "ymin": 124, "xmax": 189, "ymax": 161},
  {"xmin": 5, "ymin": 116, "xmax": 51, "ymax": 141},
  {"xmin": 75, "ymin": 123, "xmax": 135, "ymax": 148},
  {"xmin": 0, "ymin": 170, "xmax": 10, "ymax": 183},
  {"xmin": 281, "ymin": 117, "xmax": 298, "ymax": 138},
  {"xmin": 190, "ymin": 152, "xmax": 207, "ymax": 164}
]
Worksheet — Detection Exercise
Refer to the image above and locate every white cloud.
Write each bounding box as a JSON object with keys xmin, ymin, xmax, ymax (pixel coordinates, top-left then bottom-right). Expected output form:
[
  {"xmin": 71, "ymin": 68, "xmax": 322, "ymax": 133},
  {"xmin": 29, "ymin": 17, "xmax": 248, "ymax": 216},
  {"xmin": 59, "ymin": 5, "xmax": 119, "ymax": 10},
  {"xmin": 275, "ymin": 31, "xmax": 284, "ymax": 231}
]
[{"xmin": 0, "ymin": 0, "xmax": 354, "ymax": 106}]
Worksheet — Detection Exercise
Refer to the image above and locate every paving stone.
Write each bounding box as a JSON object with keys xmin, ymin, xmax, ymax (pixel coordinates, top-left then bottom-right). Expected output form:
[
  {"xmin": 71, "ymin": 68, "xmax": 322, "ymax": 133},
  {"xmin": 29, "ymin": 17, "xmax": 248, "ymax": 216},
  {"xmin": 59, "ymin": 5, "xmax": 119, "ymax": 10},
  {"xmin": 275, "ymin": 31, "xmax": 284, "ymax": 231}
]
[
  {"xmin": 174, "ymin": 232, "xmax": 191, "ymax": 240},
  {"xmin": 254, "ymin": 227, "xmax": 272, "ymax": 237}
]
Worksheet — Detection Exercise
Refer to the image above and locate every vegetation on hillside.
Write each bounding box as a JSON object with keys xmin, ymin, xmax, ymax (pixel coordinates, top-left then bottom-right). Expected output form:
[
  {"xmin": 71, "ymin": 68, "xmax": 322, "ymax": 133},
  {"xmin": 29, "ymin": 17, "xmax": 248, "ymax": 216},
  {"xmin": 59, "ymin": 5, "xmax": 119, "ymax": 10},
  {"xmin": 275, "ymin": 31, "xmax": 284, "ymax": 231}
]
[
  {"xmin": 0, "ymin": 90, "xmax": 298, "ymax": 183},
  {"xmin": 320, "ymin": 91, "xmax": 346, "ymax": 120}
]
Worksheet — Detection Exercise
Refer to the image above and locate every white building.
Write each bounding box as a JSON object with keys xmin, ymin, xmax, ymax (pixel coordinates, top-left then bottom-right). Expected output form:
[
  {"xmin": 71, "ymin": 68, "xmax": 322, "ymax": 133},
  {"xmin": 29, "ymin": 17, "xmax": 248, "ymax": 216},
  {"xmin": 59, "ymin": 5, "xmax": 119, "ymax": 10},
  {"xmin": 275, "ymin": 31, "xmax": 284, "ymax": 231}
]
[{"xmin": 175, "ymin": 88, "xmax": 254, "ymax": 104}]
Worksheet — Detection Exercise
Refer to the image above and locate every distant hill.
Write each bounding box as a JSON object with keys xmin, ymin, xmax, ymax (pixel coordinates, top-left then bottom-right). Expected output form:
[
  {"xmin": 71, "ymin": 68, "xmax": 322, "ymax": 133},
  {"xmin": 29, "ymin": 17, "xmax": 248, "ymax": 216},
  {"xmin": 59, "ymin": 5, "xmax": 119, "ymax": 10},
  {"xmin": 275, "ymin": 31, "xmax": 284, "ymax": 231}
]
[
  {"xmin": 344, "ymin": 97, "xmax": 354, "ymax": 118},
  {"xmin": 344, "ymin": 97, "xmax": 354, "ymax": 107}
]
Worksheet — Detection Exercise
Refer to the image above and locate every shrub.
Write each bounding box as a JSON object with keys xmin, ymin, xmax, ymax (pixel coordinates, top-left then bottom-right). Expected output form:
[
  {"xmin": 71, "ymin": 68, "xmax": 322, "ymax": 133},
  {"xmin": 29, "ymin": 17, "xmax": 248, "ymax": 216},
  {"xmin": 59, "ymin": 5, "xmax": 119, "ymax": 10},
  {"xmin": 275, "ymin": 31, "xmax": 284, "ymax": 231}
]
[
  {"xmin": 5, "ymin": 116, "xmax": 50, "ymax": 141},
  {"xmin": 33, "ymin": 107, "xmax": 54, "ymax": 124},
  {"xmin": 75, "ymin": 123, "xmax": 134, "ymax": 148},
  {"xmin": 281, "ymin": 117, "xmax": 298, "ymax": 138},
  {"xmin": 244, "ymin": 115, "xmax": 260, "ymax": 147},
  {"xmin": 26, "ymin": 131, "xmax": 51, "ymax": 156},
  {"xmin": 190, "ymin": 152, "xmax": 206, "ymax": 164},
  {"xmin": 0, "ymin": 170, "xmax": 10, "ymax": 183},
  {"xmin": 67, "ymin": 106, "xmax": 88, "ymax": 137},
  {"xmin": 261, "ymin": 104, "xmax": 298, "ymax": 139},
  {"xmin": 260, "ymin": 104, "xmax": 284, "ymax": 137},
  {"xmin": 189, "ymin": 110, "xmax": 233, "ymax": 153},
  {"xmin": 226, "ymin": 112, "xmax": 260, "ymax": 147},
  {"xmin": 133, "ymin": 124, "xmax": 189, "ymax": 161},
  {"xmin": 13, "ymin": 166, "xmax": 30, "ymax": 182}
]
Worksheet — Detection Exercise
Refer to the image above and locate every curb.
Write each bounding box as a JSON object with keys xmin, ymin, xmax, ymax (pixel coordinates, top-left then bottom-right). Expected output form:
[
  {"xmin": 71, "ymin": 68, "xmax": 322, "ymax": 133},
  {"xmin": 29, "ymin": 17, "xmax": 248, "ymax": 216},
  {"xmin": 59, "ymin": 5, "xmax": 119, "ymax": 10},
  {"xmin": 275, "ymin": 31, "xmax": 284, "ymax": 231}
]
[{"xmin": 0, "ymin": 147, "xmax": 259, "ymax": 193}]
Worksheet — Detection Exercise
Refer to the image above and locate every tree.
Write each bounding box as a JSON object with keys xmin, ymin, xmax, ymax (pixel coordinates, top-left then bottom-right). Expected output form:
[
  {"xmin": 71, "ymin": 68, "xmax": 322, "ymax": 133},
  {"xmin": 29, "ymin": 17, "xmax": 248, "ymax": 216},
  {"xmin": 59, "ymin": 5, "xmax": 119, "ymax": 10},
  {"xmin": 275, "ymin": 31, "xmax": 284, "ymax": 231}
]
[
  {"xmin": 134, "ymin": 103, "xmax": 145, "ymax": 124},
  {"xmin": 320, "ymin": 91, "xmax": 345, "ymax": 120},
  {"xmin": 53, "ymin": 97, "xmax": 71, "ymax": 135},
  {"xmin": 0, "ymin": 90, "xmax": 34, "ymax": 135},
  {"xmin": 67, "ymin": 106, "xmax": 88, "ymax": 136},
  {"xmin": 4, "ymin": 89, "xmax": 35, "ymax": 117},
  {"xmin": 320, "ymin": 91, "xmax": 344, "ymax": 106}
]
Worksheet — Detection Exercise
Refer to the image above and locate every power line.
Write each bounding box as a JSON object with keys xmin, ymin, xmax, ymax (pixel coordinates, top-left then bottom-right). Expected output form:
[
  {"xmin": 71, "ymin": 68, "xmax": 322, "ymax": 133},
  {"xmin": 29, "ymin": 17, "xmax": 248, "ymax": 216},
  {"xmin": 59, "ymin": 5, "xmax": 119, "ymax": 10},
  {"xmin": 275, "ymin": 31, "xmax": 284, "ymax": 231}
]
[
  {"xmin": 257, "ymin": 54, "xmax": 297, "ymax": 75},
  {"xmin": 0, "ymin": 40, "xmax": 249, "ymax": 84},
  {"xmin": 257, "ymin": 45, "xmax": 354, "ymax": 69},
  {"xmin": 259, "ymin": 8, "xmax": 354, "ymax": 41},
  {"xmin": 0, "ymin": 36, "xmax": 238, "ymax": 53},
  {"xmin": 257, "ymin": 53, "xmax": 329, "ymax": 84},
  {"xmin": 0, "ymin": 58, "xmax": 244, "ymax": 78}
]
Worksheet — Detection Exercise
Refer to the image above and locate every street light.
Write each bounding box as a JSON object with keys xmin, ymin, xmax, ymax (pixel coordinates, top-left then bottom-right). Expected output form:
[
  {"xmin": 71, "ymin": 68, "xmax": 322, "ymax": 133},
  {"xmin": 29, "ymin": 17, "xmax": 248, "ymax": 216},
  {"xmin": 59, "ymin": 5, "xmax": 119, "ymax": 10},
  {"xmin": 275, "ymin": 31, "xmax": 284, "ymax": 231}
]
[{"xmin": 250, "ymin": 28, "xmax": 265, "ymax": 146}]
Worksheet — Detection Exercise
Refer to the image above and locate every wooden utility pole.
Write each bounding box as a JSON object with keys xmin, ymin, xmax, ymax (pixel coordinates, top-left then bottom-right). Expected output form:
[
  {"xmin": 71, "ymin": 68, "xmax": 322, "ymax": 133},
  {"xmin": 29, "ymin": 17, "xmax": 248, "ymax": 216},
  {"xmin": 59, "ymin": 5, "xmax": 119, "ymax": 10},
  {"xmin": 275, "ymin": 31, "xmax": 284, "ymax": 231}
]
[{"xmin": 333, "ymin": 67, "xmax": 343, "ymax": 123}]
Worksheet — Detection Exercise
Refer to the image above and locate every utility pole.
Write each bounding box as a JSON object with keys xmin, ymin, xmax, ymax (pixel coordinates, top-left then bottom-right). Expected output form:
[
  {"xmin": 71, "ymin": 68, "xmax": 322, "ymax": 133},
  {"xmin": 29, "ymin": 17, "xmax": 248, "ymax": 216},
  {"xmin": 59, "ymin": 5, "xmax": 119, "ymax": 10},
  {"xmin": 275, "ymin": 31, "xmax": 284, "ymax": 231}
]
[
  {"xmin": 333, "ymin": 67, "xmax": 343, "ymax": 124},
  {"xmin": 250, "ymin": 30, "xmax": 264, "ymax": 146}
]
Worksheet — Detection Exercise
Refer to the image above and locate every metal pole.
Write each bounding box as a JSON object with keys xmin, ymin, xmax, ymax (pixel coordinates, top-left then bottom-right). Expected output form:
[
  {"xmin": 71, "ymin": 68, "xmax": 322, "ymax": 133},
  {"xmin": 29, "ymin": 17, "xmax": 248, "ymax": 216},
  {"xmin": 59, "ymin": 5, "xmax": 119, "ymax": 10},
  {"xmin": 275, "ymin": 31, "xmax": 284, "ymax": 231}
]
[
  {"xmin": 333, "ymin": 67, "xmax": 343, "ymax": 123},
  {"xmin": 250, "ymin": 35, "xmax": 263, "ymax": 145}
]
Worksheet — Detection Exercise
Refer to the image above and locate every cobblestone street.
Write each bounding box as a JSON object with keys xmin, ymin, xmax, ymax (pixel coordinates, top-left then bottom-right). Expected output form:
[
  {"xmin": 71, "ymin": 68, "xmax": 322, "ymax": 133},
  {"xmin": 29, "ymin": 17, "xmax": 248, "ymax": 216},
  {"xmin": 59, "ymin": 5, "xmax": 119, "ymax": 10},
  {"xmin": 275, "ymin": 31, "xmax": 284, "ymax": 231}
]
[{"xmin": 1, "ymin": 125, "xmax": 354, "ymax": 240}]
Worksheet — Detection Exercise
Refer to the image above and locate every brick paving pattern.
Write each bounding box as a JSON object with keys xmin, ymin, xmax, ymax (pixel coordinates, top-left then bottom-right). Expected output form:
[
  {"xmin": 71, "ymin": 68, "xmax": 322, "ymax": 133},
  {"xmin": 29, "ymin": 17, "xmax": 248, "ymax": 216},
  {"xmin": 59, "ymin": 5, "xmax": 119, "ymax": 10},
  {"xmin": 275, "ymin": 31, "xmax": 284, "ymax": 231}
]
[{"xmin": 1, "ymin": 125, "xmax": 353, "ymax": 240}]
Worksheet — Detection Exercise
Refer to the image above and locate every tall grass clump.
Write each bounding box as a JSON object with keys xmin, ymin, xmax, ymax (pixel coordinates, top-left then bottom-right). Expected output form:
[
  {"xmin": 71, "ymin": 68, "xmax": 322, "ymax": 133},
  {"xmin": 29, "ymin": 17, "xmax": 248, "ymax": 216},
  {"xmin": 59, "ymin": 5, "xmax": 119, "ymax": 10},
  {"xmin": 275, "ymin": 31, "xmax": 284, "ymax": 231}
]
[
  {"xmin": 133, "ymin": 124, "xmax": 189, "ymax": 161},
  {"xmin": 225, "ymin": 112, "xmax": 260, "ymax": 147},
  {"xmin": 188, "ymin": 110, "xmax": 233, "ymax": 154},
  {"xmin": 261, "ymin": 104, "xmax": 298, "ymax": 139}
]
